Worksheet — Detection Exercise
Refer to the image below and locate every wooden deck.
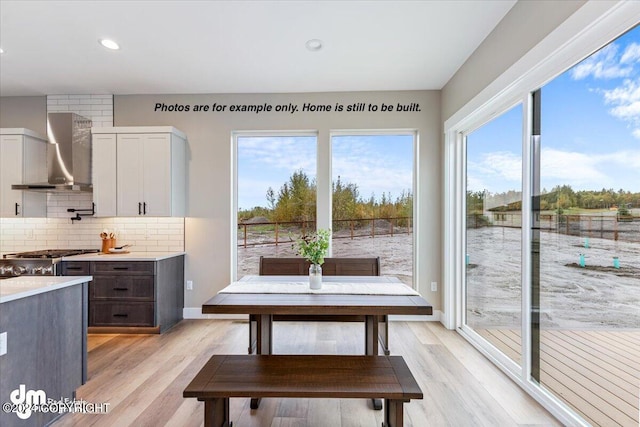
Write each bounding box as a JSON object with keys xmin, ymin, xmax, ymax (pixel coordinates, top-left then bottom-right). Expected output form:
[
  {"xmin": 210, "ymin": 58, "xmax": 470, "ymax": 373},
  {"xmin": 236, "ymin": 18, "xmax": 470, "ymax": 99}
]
[{"xmin": 477, "ymin": 328, "xmax": 640, "ymax": 427}]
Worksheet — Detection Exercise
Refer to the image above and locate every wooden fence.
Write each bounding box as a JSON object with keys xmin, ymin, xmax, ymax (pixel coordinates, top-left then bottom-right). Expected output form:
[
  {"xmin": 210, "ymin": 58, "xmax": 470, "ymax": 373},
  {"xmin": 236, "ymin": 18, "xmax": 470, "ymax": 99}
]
[
  {"xmin": 237, "ymin": 217, "xmax": 412, "ymax": 248},
  {"xmin": 467, "ymin": 212, "xmax": 639, "ymax": 243}
]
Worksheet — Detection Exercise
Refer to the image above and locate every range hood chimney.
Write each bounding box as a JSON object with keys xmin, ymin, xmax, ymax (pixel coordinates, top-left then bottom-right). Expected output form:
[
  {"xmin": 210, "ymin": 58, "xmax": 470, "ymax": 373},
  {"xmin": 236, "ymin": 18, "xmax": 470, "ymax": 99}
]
[{"xmin": 12, "ymin": 113, "xmax": 93, "ymax": 192}]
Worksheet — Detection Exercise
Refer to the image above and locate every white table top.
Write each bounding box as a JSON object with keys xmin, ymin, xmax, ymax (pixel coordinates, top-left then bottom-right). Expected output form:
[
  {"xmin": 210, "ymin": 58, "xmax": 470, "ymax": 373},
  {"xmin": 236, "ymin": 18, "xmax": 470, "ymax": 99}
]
[
  {"xmin": 221, "ymin": 275, "xmax": 419, "ymax": 296},
  {"xmin": 0, "ymin": 276, "xmax": 92, "ymax": 304}
]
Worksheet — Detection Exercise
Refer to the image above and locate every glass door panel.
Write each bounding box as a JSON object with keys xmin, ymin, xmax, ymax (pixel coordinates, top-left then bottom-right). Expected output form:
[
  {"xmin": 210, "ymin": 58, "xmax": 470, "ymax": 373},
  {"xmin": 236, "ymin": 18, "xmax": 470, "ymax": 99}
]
[
  {"xmin": 465, "ymin": 105, "xmax": 523, "ymax": 366},
  {"xmin": 534, "ymin": 26, "xmax": 640, "ymax": 426}
]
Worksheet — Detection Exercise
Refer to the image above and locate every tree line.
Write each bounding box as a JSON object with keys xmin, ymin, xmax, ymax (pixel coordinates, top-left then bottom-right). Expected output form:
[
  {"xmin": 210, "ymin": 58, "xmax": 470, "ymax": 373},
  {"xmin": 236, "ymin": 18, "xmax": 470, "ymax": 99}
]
[
  {"xmin": 467, "ymin": 185, "xmax": 639, "ymax": 215},
  {"xmin": 238, "ymin": 170, "xmax": 413, "ymax": 227}
]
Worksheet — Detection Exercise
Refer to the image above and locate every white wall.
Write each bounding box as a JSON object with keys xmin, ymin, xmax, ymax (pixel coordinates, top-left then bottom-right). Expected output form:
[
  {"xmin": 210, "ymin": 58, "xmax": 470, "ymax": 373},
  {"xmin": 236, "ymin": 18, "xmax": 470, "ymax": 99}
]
[{"xmin": 113, "ymin": 91, "xmax": 442, "ymax": 311}]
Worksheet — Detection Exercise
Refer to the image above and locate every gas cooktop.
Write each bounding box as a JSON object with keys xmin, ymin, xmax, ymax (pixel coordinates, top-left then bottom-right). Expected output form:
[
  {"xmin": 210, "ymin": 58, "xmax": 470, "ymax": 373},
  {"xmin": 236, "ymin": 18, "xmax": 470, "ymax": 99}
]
[{"xmin": 3, "ymin": 249, "xmax": 100, "ymax": 259}]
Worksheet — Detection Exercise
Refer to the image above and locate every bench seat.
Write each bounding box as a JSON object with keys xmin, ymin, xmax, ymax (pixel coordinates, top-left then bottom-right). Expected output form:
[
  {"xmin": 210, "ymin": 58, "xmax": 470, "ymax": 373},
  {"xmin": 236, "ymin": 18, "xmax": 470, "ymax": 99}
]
[{"xmin": 184, "ymin": 354, "xmax": 422, "ymax": 427}]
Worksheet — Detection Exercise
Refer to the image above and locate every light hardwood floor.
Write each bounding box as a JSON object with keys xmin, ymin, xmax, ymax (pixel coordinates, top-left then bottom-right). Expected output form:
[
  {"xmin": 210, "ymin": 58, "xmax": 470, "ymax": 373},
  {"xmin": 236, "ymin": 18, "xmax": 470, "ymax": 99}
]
[{"xmin": 53, "ymin": 320, "xmax": 561, "ymax": 426}]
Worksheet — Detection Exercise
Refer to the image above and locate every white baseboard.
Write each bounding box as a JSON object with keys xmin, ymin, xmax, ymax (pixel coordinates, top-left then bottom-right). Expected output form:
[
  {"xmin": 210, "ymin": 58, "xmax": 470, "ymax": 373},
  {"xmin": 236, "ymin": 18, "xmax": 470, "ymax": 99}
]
[{"xmin": 183, "ymin": 308, "xmax": 443, "ymax": 322}]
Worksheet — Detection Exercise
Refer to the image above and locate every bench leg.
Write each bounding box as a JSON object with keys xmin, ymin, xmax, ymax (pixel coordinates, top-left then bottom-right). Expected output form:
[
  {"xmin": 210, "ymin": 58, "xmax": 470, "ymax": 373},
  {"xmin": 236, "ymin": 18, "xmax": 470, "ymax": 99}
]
[
  {"xmin": 204, "ymin": 398, "xmax": 230, "ymax": 427},
  {"xmin": 384, "ymin": 399, "xmax": 404, "ymax": 427}
]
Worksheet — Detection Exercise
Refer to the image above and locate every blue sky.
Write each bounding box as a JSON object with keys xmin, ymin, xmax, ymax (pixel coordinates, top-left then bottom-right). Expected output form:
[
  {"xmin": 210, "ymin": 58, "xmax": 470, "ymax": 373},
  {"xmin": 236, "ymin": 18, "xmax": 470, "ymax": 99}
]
[
  {"xmin": 467, "ymin": 24, "xmax": 640, "ymax": 194},
  {"xmin": 237, "ymin": 134, "xmax": 413, "ymax": 210}
]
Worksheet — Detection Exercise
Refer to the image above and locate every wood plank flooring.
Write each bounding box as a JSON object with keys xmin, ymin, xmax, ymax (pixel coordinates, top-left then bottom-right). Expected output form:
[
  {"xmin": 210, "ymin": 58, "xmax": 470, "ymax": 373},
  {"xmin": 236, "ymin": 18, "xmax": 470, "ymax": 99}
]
[
  {"xmin": 52, "ymin": 320, "xmax": 560, "ymax": 427},
  {"xmin": 477, "ymin": 328, "xmax": 640, "ymax": 427}
]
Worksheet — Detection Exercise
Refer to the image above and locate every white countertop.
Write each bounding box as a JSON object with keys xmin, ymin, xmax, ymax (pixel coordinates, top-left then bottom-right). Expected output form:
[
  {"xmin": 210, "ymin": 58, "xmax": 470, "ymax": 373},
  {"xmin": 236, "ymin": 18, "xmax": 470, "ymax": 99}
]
[
  {"xmin": 0, "ymin": 276, "xmax": 92, "ymax": 304},
  {"xmin": 61, "ymin": 251, "xmax": 185, "ymax": 261}
]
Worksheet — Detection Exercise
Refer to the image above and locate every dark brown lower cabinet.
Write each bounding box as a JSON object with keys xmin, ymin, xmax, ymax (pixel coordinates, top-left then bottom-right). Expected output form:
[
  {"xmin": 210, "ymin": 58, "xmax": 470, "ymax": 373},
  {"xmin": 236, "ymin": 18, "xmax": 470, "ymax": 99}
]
[{"xmin": 62, "ymin": 255, "xmax": 184, "ymax": 333}]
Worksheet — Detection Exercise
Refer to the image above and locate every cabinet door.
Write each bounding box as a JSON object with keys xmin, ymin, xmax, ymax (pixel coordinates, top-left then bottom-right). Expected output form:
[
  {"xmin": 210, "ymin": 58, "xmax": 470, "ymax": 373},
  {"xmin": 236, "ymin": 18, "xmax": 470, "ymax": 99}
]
[
  {"xmin": 20, "ymin": 136, "xmax": 47, "ymax": 217},
  {"xmin": 92, "ymin": 134, "xmax": 117, "ymax": 217},
  {"xmin": 0, "ymin": 135, "xmax": 23, "ymax": 216},
  {"xmin": 142, "ymin": 134, "xmax": 172, "ymax": 216},
  {"xmin": 116, "ymin": 134, "xmax": 144, "ymax": 216}
]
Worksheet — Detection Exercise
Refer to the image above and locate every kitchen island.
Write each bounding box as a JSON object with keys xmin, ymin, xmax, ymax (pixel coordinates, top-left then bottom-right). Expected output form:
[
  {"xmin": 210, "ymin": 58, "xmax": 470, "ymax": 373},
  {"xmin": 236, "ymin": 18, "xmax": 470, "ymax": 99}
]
[
  {"xmin": 0, "ymin": 276, "xmax": 91, "ymax": 427},
  {"xmin": 61, "ymin": 252, "xmax": 185, "ymax": 333}
]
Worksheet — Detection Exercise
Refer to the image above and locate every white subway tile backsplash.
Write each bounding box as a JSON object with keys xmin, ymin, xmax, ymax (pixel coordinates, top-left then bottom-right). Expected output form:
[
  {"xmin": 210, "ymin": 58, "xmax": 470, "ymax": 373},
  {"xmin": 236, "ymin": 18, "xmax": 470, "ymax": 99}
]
[{"xmin": 1, "ymin": 217, "xmax": 184, "ymax": 253}]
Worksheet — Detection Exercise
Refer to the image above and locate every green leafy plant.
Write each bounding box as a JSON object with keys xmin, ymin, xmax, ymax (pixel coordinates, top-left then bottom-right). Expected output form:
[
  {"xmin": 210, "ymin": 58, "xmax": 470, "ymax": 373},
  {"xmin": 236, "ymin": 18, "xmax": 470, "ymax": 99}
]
[{"xmin": 294, "ymin": 229, "xmax": 330, "ymax": 265}]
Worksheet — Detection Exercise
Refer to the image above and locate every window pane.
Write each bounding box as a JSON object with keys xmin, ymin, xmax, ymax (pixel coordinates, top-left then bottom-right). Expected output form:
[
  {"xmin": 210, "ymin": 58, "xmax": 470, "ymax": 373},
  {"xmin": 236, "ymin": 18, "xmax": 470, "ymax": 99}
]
[
  {"xmin": 466, "ymin": 104, "xmax": 523, "ymax": 366},
  {"xmin": 236, "ymin": 136, "xmax": 317, "ymax": 276},
  {"xmin": 331, "ymin": 134, "xmax": 414, "ymax": 286},
  {"xmin": 536, "ymin": 25, "xmax": 640, "ymax": 426}
]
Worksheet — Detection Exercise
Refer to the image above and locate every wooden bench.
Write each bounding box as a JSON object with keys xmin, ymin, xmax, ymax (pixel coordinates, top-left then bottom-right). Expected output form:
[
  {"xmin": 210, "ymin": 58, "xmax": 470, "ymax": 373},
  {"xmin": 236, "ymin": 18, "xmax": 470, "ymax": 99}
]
[
  {"xmin": 183, "ymin": 354, "xmax": 423, "ymax": 427},
  {"xmin": 251, "ymin": 256, "xmax": 391, "ymax": 356}
]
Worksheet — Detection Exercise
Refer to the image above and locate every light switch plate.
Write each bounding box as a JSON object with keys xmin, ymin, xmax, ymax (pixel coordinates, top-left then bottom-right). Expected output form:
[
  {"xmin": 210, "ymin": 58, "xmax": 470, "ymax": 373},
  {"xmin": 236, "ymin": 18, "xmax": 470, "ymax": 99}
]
[
  {"xmin": 186, "ymin": 280, "xmax": 193, "ymax": 290},
  {"xmin": 0, "ymin": 332, "xmax": 7, "ymax": 356},
  {"xmin": 431, "ymin": 282, "xmax": 437, "ymax": 292}
]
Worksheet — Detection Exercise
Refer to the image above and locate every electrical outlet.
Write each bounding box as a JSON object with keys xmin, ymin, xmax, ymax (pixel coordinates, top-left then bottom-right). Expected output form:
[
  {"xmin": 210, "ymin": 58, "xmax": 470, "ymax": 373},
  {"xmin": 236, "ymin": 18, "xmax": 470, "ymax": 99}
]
[
  {"xmin": 431, "ymin": 281, "xmax": 438, "ymax": 292},
  {"xmin": 186, "ymin": 280, "xmax": 193, "ymax": 290},
  {"xmin": 0, "ymin": 332, "xmax": 7, "ymax": 356}
]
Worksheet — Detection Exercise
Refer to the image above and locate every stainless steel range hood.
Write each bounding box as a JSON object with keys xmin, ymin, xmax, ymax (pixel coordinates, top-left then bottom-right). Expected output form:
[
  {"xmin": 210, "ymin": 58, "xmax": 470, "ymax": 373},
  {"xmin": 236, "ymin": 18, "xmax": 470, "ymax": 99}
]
[{"xmin": 12, "ymin": 113, "xmax": 93, "ymax": 192}]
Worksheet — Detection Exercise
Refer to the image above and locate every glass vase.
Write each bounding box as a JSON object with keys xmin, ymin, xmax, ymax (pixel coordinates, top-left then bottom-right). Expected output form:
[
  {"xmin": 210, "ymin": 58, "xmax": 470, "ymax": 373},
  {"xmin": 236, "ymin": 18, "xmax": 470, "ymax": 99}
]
[{"xmin": 309, "ymin": 263, "xmax": 322, "ymax": 290}]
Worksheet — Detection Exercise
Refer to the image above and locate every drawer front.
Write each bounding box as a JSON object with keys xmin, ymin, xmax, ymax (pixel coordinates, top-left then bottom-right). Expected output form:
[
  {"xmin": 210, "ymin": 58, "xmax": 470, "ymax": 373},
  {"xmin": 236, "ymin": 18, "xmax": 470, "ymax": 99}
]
[
  {"xmin": 92, "ymin": 261, "xmax": 155, "ymax": 275},
  {"xmin": 90, "ymin": 301, "xmax": 154, "ymax": 326},
  {"xmin": 61, "ymin": 261, "xmax": 91, "ymax": 275},
  {"xmin": 91, "ymin": 276, "xmax": 154, "ymax": 300}
]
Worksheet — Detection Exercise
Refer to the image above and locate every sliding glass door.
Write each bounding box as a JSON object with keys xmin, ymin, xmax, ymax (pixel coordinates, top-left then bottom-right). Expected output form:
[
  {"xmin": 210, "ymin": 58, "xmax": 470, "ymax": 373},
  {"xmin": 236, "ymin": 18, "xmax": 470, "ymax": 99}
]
[{"xmin": 460, "ymin": 23, "xmax": 640, "ymax": 426}]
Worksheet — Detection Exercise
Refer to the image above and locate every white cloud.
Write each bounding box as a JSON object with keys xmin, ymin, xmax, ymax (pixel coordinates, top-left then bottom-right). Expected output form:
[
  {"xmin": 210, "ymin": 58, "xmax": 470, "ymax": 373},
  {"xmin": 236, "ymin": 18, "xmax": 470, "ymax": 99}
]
[
  {"xmin": 620, "ymin": 42, "xmax": 640, "ymax": 64},
  {"xmin": 466, "ymin": 151, "xmax": 521, "ymax": 192},
  {"xmin": 571, "ymin": 44, "xmax": 633, "ymax": 80},
  {"xmin": 468, "ymin": 148, "xmax": 640, "ymax": 193},
  {"xmin": 600, "ymin": 78, "xmax": 640, "ymax": 137}
]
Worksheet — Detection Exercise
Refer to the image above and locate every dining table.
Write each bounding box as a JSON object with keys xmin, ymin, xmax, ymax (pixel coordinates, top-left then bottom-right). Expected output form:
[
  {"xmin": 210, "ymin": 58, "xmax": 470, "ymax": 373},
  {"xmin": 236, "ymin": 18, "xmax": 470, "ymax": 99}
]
[{"xmin": 202, "ymin": 275, "xmax": 433, "ymax": 410}]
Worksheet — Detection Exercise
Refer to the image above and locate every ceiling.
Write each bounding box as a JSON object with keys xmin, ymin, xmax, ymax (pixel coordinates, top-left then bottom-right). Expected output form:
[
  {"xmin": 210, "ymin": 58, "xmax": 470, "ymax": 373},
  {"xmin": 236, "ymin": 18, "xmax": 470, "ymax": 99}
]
[{"xmin": 0, "ymin": 0, "xmax": 516, "ymax": 97}]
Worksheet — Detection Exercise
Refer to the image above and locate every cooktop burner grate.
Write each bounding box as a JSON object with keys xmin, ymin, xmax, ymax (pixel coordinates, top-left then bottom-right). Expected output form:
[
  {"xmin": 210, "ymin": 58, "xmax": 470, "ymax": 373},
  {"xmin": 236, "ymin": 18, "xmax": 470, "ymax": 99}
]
[{"xmin": 3, "ymin": 249, "xmax": 100, "ymax": 259}]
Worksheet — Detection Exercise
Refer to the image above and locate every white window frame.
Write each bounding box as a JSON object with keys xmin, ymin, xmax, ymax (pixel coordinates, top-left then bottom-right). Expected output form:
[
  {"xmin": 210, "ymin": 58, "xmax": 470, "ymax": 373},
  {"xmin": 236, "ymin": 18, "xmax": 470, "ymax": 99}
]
[{"xmin": 444, "ymin": 2, "xmax": 640, "ymax": 425}]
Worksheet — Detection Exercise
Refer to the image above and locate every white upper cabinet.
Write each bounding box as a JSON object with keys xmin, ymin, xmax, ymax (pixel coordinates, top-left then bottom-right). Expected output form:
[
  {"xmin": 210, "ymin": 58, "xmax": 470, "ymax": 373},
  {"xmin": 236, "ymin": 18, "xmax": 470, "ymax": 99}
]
[
  {"xmin": 91, "ymin": 127, "xmax": 186, "ymax": 217},
  {"xmin": 0, "ymin": 129, "xmax": 48, "ymax": 217},
  {"xmin": 92, "ymin": 133, "xmax": 117, "ymax": 217}
]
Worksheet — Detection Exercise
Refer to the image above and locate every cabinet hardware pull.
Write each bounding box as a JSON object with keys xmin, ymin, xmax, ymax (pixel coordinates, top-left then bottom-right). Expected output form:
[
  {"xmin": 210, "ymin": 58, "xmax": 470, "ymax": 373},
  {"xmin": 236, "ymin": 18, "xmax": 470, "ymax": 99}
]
[
  {"xmin": 113, "ymin": 287, "xmax": 129, "ymax": 291},
  {"xmin": 138, "ymin": 202, "xmax": 142, "ymax": 215},
  {"xmin": 143, "ymin": 202, "xmax": 147, "ymax": 215},
  {"xmin": 15, "ymin": 203, "xmax": 20, "ymax": 216},
  {"xmin": 66, "ymin": 267, "xmax": 82, "ymax": 270},
  {"xmin": 113, "ymin": 267, "xmax": 129, "ymax": 270},
  {"xmin": 113, "ymin": 314, "xmax": 128, "ymax": 317}
]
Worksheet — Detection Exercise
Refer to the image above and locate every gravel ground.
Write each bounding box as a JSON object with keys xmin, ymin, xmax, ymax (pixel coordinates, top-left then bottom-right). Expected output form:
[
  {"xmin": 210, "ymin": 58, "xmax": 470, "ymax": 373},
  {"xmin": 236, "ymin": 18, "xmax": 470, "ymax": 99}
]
[{"xmin": 466, "ymin": 226, "xmax": 640, "ymax": 330}]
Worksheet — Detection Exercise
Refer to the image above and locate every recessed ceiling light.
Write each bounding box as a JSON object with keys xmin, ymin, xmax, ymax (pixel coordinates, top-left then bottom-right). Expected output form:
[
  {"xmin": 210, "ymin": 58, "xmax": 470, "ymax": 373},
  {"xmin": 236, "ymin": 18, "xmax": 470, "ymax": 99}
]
[
  {"xmin": 99, "ymin": 39, "xmax": 120, "ymax": 50},
  {"xmin": 0, "ymin": 48, "xmax": 4, "ymax": 54},
  {"xmin": 305, "ymin": 39, "xmax": 323, "ymax": 52}
]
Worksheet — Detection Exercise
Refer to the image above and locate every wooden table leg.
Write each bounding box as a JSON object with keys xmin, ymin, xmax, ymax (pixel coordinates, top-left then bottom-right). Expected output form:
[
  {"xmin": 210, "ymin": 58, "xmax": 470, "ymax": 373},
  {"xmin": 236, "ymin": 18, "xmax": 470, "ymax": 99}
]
[
  {"xmin": 248, "ymin": 314, "xmax": 257, "ymax": 354},
  {"xmin": 365, "ymin": 315, "xmax": 379, "ymax": 356},
  {"xmin": 204, "ymin": 398, "xmax": 230, "ymax": 427},
  {"xmin": 384, "ymin": 399, "xmax": 404, "ymax": 427},
  {"xmin": 365, "ymin": 315, "xmax": 383, "ymax": 410},
  {"xmin": 251, "ymin": 314, "xmax": 273, "ymax": 409},
  {"xmin": 379, "ymin": 315, "xmax": 390, "ymax": 356}
]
